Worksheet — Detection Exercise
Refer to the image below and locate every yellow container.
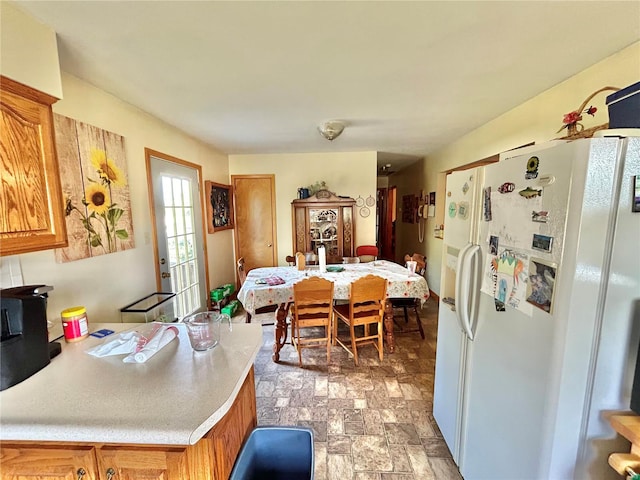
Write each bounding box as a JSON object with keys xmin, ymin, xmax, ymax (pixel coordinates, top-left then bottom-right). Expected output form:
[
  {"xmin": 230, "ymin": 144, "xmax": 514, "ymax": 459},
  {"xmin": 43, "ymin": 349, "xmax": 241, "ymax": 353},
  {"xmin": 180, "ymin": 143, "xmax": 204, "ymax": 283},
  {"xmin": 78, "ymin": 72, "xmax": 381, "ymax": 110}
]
[{"xmin": 61, "ymin": 306, "xmax": 89, "ymax": 343}]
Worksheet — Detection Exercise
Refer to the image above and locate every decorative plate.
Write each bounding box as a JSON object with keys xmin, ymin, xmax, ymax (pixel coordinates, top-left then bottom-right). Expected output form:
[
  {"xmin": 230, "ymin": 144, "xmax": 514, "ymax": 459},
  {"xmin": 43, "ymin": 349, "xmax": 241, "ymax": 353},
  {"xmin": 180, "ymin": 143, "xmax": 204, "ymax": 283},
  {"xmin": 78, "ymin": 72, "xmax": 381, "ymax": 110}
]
[
  {"xmin": 365, "ymin": 195, "xmax": 375, "ymax": 207},
  {"xmin": 360, "ymin": 207, "xmax": 370, "ymax": 218},
  {"xmin": 326, "ymin": 266, "xmax": 345, "ymax": 273},
  {"xmin": 356, "ymin": 195, "xmax": 365, "ymax": 207}
]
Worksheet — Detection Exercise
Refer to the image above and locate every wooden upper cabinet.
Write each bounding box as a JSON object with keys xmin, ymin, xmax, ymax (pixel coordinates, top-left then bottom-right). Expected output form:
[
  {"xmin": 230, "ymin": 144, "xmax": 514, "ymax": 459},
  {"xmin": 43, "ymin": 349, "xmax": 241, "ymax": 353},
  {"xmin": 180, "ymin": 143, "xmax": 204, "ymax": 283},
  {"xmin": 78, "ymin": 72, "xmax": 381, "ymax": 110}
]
[
  {"xmin": 0, "ymin": 75, "xmax": 67, "ymax": 256},
  {"xmin": 292, "ymin": 190, "xmax": 356, "ymax": 259}
]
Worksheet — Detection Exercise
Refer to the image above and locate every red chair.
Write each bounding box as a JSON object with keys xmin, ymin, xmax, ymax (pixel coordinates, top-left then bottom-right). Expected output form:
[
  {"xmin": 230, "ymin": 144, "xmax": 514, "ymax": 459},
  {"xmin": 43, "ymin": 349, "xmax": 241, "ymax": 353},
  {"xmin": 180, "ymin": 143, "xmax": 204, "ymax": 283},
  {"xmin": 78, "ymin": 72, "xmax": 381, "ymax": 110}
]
[{"xmin": 356, "ymin": 245, "xmax": 378, "ymax": 263}]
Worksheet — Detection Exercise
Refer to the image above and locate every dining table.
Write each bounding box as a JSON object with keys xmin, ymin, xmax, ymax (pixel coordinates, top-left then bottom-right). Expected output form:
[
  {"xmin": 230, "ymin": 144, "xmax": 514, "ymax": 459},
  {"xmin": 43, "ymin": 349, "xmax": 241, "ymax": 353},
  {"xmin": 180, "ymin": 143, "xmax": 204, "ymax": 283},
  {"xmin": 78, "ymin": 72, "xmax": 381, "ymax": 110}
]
[{"xmin": 237, "ymin": 260, "xmax": 430, "ymax": 362}]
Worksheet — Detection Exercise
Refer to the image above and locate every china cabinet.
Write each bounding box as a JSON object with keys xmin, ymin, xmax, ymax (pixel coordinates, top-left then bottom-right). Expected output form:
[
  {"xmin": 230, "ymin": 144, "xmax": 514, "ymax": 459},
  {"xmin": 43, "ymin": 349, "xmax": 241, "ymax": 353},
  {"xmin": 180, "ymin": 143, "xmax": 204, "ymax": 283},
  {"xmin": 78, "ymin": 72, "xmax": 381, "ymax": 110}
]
[
  {"xmin": 291, "ymin": 190, "xmax": 356, "ymax": 259},
  {"xmin": 0, "ymin": 75, "xmax": 67, "ymax": 256}
]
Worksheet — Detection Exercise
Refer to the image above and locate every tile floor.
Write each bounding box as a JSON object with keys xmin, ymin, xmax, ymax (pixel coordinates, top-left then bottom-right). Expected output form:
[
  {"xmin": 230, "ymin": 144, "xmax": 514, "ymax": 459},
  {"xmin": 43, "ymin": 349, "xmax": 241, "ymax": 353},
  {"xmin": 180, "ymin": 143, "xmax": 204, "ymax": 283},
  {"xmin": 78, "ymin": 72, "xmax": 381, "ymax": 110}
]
[{"xmin": 247, "ymin": 298, "xmax": 463, "ymax": 480}]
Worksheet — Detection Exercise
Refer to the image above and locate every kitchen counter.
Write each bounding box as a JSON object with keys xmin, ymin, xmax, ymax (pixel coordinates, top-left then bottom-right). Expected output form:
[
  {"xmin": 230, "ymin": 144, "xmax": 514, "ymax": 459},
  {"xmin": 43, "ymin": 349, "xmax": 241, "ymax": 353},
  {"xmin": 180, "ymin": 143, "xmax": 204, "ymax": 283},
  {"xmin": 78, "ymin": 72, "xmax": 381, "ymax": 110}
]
[
  {"xmin": 608, "ymin": 413, "xmax": 640, "ymax": 477},
  {"xmin": 0, "ymin": 322, "xmax": 262, "ymax": 446}
]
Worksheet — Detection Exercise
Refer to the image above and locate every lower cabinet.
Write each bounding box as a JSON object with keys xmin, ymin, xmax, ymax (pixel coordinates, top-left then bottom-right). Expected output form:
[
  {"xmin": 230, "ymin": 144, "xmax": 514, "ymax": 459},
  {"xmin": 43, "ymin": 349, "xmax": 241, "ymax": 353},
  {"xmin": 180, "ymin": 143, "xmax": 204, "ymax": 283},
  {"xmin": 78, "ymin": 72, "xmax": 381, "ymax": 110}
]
[
  {"xmin": 0, "ymin": 444, "xmax": 99, "ymax": 479},
  {"xmin": 0, "ymin": 444, "xmax": 188, "ymax": 479},
  {"xmin": 0, "ymin": 368, "xmax": 256, "ymax": 480},
  {"xmin": 96, "ymin": 446, "xmax": 189, "ymax": 479}
]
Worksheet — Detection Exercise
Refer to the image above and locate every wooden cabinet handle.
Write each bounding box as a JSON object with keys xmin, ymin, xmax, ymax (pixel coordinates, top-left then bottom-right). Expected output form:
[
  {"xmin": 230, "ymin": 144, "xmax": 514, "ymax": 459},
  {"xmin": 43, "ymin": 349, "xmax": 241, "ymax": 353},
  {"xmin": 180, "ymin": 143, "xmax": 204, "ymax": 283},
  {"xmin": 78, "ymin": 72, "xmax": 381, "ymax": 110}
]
[
  {"xmin": 77, "ymin": 468, "xmax": 86, "ymax": 479},
  {"xmin": 106, "ymin": 468, "xmax": 116, "ymax": 479}
]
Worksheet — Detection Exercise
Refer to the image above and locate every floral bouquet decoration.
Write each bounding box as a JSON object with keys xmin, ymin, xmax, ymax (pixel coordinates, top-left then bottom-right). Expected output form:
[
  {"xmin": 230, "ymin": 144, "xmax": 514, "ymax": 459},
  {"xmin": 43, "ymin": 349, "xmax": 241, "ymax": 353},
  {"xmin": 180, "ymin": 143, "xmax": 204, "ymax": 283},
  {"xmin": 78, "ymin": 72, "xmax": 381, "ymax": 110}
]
[
  {"xmin": 65, "ymin": 149, "xmax": 129, "ymax": 253},
  {"xmin": 556, "ymin": 86, "xmax": 619, "ymax": 137}
]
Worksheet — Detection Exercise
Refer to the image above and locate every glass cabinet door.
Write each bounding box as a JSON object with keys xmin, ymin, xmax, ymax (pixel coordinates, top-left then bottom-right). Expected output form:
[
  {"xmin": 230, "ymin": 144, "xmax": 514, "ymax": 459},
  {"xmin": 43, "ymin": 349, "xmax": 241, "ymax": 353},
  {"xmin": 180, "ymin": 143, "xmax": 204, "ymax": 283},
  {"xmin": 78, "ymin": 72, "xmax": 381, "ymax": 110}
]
[{"xmin": 309, "ymin": 208, "xmax": 339, "ymax": 256}]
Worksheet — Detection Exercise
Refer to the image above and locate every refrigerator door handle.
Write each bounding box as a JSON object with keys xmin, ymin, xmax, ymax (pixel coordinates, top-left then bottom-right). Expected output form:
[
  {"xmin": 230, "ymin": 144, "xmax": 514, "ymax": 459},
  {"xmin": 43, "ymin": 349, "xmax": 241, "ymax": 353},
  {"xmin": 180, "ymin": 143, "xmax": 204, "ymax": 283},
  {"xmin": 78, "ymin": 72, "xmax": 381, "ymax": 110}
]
[
  {"xmin": 458, "ymin": 243, "xmax": 477, "ymax": 341},
  {"xmin": 455, "ymin": 243, "xmax": 473, "ymax": 337},
  {"xmin": 464, "ymin": 244, "xmax": 482, "ymax": 340}
]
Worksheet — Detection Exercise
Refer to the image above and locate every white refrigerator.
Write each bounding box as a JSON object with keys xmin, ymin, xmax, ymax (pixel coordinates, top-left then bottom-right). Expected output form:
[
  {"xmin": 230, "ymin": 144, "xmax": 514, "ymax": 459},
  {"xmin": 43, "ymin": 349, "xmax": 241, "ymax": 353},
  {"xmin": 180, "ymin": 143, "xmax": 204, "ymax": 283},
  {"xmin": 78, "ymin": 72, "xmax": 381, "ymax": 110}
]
[{"xmin": 433, "ymin": 136, "xmax": 640, "ymax": 480}]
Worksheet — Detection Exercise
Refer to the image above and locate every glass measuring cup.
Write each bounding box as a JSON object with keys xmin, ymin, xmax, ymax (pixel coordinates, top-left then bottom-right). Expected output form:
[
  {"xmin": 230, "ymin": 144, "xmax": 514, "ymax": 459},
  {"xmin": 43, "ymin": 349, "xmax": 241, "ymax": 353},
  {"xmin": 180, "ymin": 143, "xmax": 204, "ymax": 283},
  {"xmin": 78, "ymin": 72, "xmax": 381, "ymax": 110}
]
[{"xmin": 182, "ymin": 312, "xmax": 232, "ymax": 351}]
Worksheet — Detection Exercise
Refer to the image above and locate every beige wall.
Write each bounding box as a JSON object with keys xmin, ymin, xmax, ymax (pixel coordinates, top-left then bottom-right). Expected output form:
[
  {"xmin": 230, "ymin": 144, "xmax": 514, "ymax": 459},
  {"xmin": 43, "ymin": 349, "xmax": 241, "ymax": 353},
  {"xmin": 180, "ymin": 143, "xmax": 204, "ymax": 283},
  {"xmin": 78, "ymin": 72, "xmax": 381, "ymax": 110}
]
[
  {"xmin": 15, "ymin": 72, "xmax": 233, "ymax": 327},
  {"xmin": 0, "ymin": 2, "xmax": 63, "ymax": 98},
  {"xmin": 229, "ymin": 152, "xmax": 378, "ymax": 263},
  {"xmin": 392, "ymin": 41, "xmax": 640, "ymax": 295}
]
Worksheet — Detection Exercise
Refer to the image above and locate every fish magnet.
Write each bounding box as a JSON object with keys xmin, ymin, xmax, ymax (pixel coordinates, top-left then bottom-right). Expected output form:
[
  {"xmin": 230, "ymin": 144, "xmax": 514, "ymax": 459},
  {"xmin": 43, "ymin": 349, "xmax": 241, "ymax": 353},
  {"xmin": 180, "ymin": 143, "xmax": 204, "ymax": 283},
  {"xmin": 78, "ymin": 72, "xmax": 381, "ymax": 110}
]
[{"xmin": 519, "ymin": 187, "xmax": 542, "ymax": 199}]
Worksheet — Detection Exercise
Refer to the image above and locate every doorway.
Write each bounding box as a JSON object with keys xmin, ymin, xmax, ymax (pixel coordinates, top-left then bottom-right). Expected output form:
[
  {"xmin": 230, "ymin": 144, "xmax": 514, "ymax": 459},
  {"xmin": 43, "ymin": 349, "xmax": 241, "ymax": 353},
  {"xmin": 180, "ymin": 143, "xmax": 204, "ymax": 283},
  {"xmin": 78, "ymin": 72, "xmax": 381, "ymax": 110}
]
[
  {"xmin": 146, "ymin": 149, "xmax": 209, "ymax": 319},
  {"xmin": 378, "ymin": 186, "xmax": 396, "ymax": 261},
  {"xmin": 231, "ymin": 174, "xmax": 277, "ymax": 277}
]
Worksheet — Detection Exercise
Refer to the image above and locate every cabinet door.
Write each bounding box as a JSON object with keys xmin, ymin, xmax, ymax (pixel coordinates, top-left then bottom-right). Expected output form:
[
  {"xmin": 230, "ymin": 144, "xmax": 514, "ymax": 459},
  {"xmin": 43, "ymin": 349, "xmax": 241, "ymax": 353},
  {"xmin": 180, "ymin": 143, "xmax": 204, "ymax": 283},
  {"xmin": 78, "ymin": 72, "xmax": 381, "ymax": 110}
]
[
  {"xmin": 0, "ymin": 444, "xmax": 99, "ymax": 480},
  {"xmin": 95, "ymin": 446, "xmax": 189, "ymax": 480},
  {"xmin": 341, "ymin": 205, "xmax": 355, "ymax": 257},
  {"xmin": 0, "ymin": 76, "xmax": 67, "ymax": 256},
  {"xmin": 208, "ymin": 368, "xmax": 256, "ymax": 480},
  {"xmin": 309, "ymin": 207, "xmax": 339, "ymax": 256}
]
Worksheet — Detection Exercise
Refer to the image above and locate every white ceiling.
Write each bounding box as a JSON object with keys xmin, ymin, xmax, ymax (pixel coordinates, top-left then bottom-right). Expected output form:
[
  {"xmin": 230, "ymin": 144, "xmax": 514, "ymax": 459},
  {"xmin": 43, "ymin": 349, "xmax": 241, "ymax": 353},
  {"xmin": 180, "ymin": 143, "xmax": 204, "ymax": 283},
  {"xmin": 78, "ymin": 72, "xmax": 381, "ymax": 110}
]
[{"xmin": 13, "ymin": 1, "xmax": 640, "ymax": 172}]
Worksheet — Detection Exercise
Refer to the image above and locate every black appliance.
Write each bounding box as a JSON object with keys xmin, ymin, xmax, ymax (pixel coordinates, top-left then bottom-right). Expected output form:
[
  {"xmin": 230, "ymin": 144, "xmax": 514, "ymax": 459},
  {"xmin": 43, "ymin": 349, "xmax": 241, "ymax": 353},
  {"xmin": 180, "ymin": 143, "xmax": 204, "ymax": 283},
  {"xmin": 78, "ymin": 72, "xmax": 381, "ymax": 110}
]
[{"xmin": 0, "ymin": 285, "xmax": 59, "ymax": 391}]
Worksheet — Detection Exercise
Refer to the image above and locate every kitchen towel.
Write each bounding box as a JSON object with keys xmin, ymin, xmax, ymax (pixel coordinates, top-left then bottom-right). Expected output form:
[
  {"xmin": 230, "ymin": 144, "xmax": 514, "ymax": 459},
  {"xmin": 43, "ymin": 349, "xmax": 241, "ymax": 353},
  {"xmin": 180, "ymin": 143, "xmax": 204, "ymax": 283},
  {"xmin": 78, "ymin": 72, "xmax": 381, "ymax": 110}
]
[
  {"xmin": 86, "ymin": 323, "xmax": 178, "ymax": 363},
  {"xmin": 123, "ymin": 325, "xmax": 178, "ymax": 363}
]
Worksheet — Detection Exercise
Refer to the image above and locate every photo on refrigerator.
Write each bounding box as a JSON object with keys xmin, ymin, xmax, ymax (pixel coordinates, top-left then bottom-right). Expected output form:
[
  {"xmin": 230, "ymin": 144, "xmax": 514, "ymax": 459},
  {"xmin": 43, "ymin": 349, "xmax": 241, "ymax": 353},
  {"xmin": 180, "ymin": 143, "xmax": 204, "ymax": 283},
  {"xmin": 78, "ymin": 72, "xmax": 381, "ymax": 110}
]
[{"xmin": 526, "ymin": 257, "xmax": 557, "ymax": 313}]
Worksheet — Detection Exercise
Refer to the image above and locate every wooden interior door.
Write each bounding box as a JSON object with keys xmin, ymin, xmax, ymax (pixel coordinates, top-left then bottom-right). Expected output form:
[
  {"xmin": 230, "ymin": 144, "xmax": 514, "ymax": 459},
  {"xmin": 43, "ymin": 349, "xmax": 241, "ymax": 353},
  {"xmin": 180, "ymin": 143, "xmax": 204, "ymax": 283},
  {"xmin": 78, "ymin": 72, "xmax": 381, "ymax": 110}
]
[
  {"xmin": 232, "ymin": 175, "xmax": 277, "ymax": 276},
  {"xmin": 380, "ymin": 186, "xmax": 396, "ymax": 261}
]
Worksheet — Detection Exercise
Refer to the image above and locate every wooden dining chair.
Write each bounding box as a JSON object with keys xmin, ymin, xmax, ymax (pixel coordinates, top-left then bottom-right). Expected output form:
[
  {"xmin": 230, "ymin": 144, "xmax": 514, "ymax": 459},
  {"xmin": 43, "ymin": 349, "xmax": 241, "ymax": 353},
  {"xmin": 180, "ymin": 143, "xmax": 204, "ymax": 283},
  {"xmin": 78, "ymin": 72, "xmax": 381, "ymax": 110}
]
[
  {"xmin": 291, "ymin": 276, "xmax": 335, "ymax": 366},
  {"xmin": 333, "ymin": 275, "xmax": 387, "ymax": 366},
  {"xmin": 342, "ymin": 256, "xmax": 361, "ymax": 264},
  {"xmin": 390, "ymin": 253, "xmax": 426, "ymax": 339},
  {"xmin": 237, "ymin": 257, "xmax": 247, "ymax": 286},
  {"xmin": 304, "ymin": 252, "xmax": 318, "ymax": 265},
  {"xmin": 356, "ymin": 245, "xmax": 378, "ymax": 263},
  {"xmin": 326, "ymin": 254, "xmax": 343, "ymax": 264}
]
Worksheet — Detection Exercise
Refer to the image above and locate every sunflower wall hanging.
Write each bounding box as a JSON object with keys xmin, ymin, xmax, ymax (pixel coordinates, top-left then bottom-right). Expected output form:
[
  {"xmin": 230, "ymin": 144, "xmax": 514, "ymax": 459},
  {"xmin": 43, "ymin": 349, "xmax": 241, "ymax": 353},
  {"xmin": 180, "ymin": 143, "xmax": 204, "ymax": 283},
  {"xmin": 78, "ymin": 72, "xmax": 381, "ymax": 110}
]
[{"xmin": 53, "ymin": 114, "xmax": 135, "ymax": 262}]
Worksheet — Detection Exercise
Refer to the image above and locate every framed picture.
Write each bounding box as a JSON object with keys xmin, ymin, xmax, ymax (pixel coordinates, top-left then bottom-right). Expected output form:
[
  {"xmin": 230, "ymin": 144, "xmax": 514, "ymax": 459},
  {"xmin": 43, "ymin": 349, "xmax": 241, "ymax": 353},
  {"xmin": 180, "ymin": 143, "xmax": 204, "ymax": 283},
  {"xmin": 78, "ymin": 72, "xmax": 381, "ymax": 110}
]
[
  {"xmin": 526, "ymin": 257, "xmax": 557, "ymax": 314},
  {"xmin": 205, "ymin": 181, "xmax": 234, "ymax": 233}
]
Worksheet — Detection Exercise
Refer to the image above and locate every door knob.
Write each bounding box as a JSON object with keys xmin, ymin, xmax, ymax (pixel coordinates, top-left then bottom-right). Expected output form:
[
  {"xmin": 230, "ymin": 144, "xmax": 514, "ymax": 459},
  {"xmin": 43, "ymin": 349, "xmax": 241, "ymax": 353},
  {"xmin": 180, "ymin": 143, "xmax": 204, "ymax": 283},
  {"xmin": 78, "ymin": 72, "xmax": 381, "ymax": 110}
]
[
  {"xmin": 267, "ymin": 243, "xmax": 272, "ymax": 247},
  {"xmin": 161, "ymin": 272, "xmax": 171, "ymax": 278},
  {"xmin": 76, "ymin": 468, "xmax": 86, "ymax": 479},
  {"xmin": 106, "ymin": 468, "xmax": 116, "ymax": 480}
]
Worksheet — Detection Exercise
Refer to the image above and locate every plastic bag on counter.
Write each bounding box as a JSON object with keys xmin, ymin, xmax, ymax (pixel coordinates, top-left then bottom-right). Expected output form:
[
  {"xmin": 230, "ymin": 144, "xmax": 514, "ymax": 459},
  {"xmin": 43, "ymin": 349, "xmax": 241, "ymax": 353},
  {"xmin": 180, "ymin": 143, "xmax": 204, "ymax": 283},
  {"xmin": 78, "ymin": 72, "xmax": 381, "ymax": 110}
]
[{"xmin": 85, "ymin": 323, "xmax": 179, "ymax": 363}]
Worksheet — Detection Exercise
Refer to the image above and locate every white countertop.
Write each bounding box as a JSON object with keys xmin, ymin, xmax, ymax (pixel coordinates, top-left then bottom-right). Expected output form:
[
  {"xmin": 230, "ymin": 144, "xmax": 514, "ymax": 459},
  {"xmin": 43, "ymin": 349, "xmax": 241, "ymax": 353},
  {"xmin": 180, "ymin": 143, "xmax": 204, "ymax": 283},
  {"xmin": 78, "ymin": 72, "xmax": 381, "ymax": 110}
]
[{"xmin": 0, "ymin": 322, "xmax": 262, "ymax": 446}]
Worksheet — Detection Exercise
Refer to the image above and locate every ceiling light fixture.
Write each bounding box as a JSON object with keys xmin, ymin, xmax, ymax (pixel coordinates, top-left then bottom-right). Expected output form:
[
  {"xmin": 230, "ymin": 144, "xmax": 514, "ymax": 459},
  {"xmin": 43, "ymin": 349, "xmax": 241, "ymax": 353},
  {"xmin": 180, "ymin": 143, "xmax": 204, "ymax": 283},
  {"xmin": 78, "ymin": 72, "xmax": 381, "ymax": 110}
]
[{"xmin": 318, "ymin": 120, "xmax": 346, "ymax": 141}]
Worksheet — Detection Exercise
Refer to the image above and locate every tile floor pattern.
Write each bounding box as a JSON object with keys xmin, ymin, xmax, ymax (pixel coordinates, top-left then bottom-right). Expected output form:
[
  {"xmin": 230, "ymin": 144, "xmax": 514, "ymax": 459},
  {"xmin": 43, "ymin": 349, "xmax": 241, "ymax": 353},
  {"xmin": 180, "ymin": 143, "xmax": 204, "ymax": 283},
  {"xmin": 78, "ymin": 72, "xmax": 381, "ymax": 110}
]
[{"xmin": 248, "ymin": 298, "xmax": 463, "ymax": 480}]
